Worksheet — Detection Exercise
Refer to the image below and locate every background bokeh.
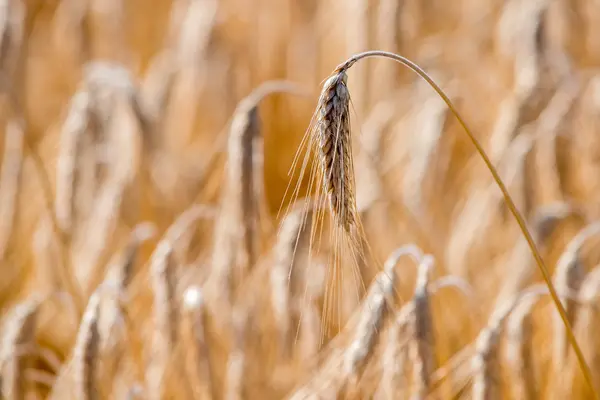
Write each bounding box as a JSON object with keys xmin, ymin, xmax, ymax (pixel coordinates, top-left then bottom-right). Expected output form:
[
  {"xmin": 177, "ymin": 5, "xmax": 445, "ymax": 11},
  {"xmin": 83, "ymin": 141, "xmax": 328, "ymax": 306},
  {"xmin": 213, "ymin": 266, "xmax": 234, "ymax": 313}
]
[{"xmin": 2, "ymin": 0, "xmax": 600, "ymax": 399}]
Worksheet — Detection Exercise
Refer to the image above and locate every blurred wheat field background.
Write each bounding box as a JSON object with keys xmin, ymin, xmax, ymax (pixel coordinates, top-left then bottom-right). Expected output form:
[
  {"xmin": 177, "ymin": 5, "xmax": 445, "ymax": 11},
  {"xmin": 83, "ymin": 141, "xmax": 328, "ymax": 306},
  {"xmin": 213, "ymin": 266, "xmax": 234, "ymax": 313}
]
[{"xmin": 2, "ymin": 0, "xmax": 600, "ymax": 399}]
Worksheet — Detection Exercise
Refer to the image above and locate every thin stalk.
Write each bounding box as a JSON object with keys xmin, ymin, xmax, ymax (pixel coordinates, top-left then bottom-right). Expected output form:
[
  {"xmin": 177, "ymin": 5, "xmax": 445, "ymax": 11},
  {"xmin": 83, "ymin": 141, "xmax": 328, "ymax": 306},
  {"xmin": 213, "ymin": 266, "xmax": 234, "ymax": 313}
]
[{"xmin": 334, "ymin": 50, "xmax": 597, "ymax": 399}]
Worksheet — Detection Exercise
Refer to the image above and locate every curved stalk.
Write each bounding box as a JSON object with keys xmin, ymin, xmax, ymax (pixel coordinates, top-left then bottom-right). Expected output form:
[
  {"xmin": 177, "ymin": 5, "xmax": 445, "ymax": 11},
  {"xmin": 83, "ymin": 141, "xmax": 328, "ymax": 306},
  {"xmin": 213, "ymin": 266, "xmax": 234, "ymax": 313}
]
[{"xmin": 332, "ymin": 50, "xmax": 597, "ymax": 399}]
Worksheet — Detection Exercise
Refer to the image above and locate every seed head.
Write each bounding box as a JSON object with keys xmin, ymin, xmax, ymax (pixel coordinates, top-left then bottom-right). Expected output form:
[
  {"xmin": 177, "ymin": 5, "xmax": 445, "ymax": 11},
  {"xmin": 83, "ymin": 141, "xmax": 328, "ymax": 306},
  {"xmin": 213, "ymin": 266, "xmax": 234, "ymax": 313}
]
[{"xmin": 316, "ymin": 69, "xmax": 356, "ymax": 232}]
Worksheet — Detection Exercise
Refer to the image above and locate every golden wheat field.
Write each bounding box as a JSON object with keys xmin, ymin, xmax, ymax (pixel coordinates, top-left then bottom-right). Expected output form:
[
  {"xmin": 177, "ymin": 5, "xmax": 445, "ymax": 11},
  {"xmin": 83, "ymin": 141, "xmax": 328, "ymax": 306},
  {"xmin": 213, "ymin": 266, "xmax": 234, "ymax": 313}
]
[{"xmin": 4, "ymin": 0, "xmax": 600, "ymax": 399}]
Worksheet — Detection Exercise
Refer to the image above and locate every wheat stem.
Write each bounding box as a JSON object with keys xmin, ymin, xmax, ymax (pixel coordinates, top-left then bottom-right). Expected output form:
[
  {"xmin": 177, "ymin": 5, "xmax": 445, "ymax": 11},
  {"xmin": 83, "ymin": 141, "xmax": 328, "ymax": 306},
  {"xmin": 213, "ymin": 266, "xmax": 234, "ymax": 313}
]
[{"xmin": 331, "ymin": 50, "xmax": 597, "ymax": 399}]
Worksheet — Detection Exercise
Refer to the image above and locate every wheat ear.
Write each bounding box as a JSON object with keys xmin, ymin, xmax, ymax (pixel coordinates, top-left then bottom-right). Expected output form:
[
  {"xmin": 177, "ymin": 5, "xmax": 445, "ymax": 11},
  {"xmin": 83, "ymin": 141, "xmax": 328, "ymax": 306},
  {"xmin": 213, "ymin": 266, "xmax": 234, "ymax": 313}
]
[
  {"xmin": 410, "ymin": 255, "xmax": 437, "ymax": 398},
  {"xmin": 376, "ymin": 303, "xmax": 412, "ymax": 399},
  {"xmin": 147, "ymin": 240, "xmax": 177, "ymax": 400},
  {"xmin": 311, "ymin": 50, "xmax": 596, "ymax": 397},
  {"xmin": 182, "ymin": 286, "xmax": 214, "ymax": 400},
  {"xmin": 72, "ymin": 291, "xmax": 102, "ymax": 400},
  {"xmin": 0, "ymin": 297, "xmax": 41, "ymax": 399},
  {"xmin": 505, "ymin": 290, "xmax": 544, "ymax": 400},
  {"xmin": 552, "ymin": 221, "xmax": 600, "ymax": 366},
  {"xmin": 224, "ymin": 306, "xmax": 249, "ymax": 400},
  {"xmin": 568, "ymin": 265, "xmax": 600, "ymax": 398},
  {"xmin": 210, "ymin": 81, "xmax": 305, "ymax": 306},
  {"xmin": 343, "ymin": 249, "xmax": 399, "ymax": 381}
]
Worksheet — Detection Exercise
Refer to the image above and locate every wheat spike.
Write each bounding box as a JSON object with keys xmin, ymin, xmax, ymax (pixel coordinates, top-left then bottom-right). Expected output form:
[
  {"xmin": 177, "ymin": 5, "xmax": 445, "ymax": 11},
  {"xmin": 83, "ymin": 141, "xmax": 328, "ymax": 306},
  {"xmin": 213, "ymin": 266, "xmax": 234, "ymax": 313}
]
[
  {"xmin": 0, "ymin": 0, "xmax": 25, "ymax": 79},
  {"xmin": 98, "ymin": 223, "xmax": 156, "ymax": 389},
  {"xmin": 151, "ymin": 241, "xmax": 178, "ymax": 344},
  {"xmin": 472, "ymin": 288, "xmax": 546, "ymax": 400},
  {"xmin": 472, "ymin": 301, "xmax": 513, "ymax": 400},
  {"xmin": 146, "ymin": 240, "xmax": 178, "ymax": 400},
  {"xmin": 210, "ymin": 81, "xmax": 304, "ymax": 306},
  {"xmin": 376, "ymin": 303, "xmax": 412, "ymax": 400},
  {"xmin": 410, "ymin": 255, "xmax": 437, "ymax": 398},
  {"xmin": 182, "ymin": 286, "xmax": 214, "ymax": 400},
  {"xmin": 552, "ymin": 221, "xmax": 600, "ymax": 366},
  {"xmin": 72, "ymin": 291, "xmax": 102, "ymax": 400},
  {"xmin": 224, "ymin": 306, "xmax": 249, "ymax": 400},
  {"xmin": 505, "ymin": 291, "xmax": 544, "ymax": 400},
  {"xmin": 0, "ymin": 297, "xmax": 41, "ymax": 400},
  {"xmin": 566, "ymin": 265, "xmax": 600, "ymax": 398},
  {"xmin": 103, "ymin": 222, "xmax": 157, "ymax": 294},
  {"xmin": 67, "ymin": 62, "xmax": 149, "ymax": 294},
  {"xmin": 55, "ymin": 89, "xmax": 92, "ymax": 235},
  {"xmin": 314, "ymin": 69, "xmax": 356, "ymax": 232},
  {"xmin": 343, "ymin": 252, "xmax": 398, "ymax": 380}
]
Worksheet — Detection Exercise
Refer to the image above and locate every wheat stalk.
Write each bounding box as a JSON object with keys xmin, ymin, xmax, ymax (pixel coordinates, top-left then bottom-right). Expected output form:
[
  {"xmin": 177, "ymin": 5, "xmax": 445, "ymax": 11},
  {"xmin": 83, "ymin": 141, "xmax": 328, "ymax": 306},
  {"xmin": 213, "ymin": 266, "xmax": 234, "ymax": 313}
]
[{"xmin": 307, "ymin": 50, "xmax": 597, "ymax": 396}]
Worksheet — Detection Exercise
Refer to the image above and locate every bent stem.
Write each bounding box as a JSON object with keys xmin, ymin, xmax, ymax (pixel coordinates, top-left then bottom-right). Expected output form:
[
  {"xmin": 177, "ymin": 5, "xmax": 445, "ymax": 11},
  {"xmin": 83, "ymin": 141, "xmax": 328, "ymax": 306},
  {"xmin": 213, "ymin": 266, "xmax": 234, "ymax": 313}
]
[{"xmin": 336, "ymin": 50, "xmax": 597, "ymax": 399}]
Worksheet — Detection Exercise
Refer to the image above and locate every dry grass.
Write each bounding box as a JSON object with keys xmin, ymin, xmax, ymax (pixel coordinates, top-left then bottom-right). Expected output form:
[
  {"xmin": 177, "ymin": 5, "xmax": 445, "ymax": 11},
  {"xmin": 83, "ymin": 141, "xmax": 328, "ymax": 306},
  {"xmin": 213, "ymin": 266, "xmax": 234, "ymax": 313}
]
[{"xmin": 3, "ymin": 0, "xmax": 600, "ymax": 399}]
